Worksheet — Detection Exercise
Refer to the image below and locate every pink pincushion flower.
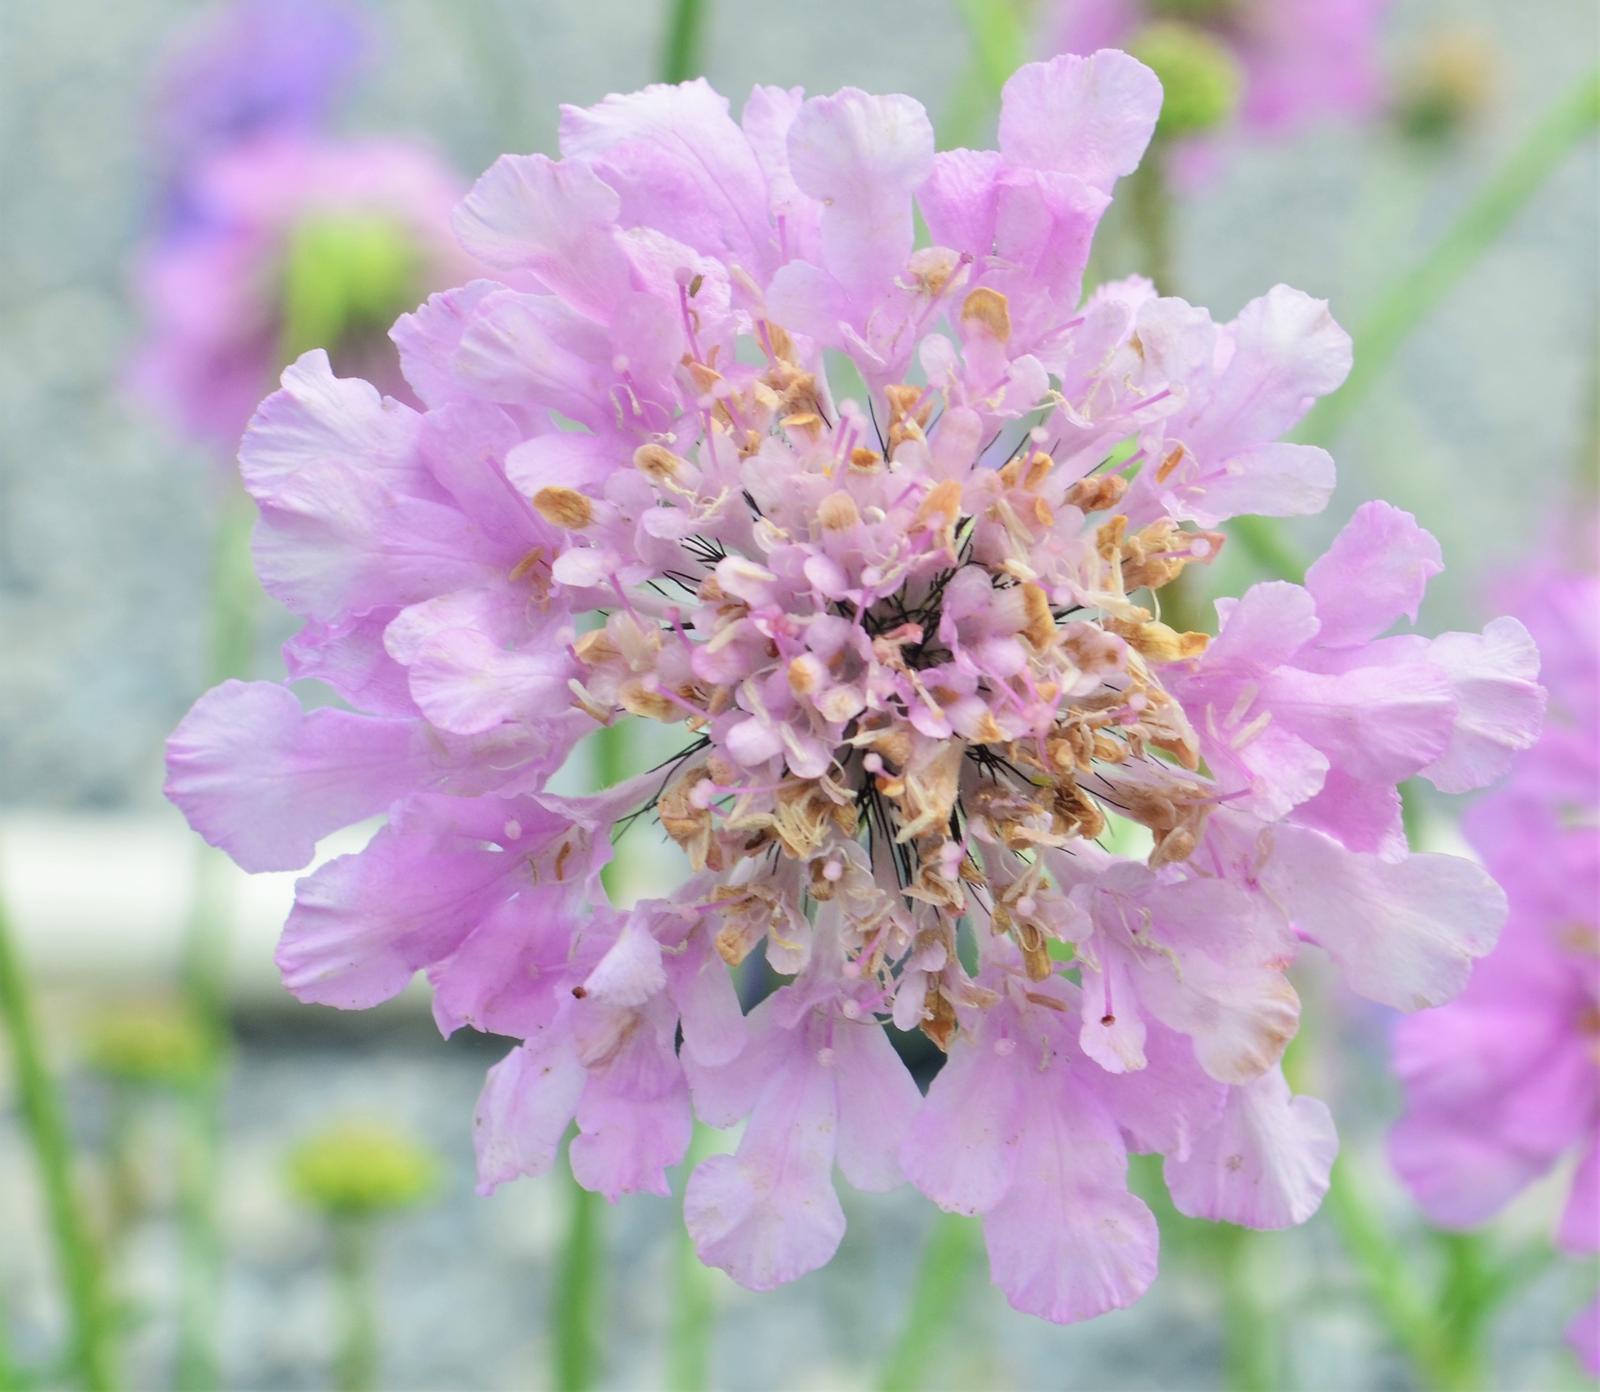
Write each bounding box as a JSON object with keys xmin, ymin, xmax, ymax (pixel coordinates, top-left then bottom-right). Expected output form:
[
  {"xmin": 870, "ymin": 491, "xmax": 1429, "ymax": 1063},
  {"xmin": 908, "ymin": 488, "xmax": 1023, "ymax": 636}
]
[
  {"xmin": 132, "ymin": 134, "xmax": 479, "ymax": 449},
  {"xmin": 1390, "ymin": 563, "xmax": 1599, "ymax": 1372},
  {"xmin": 1046, "ymin": 0, "xmax": 1389, "ymax": 173},
  {"xmin": 165, "ymin": 56, "xmax": 1540, "ymax": 1323}
]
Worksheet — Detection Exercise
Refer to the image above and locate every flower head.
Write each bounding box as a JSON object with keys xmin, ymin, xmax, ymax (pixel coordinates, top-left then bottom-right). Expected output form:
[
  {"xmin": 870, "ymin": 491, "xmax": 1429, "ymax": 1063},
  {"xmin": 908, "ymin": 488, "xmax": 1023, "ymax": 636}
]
[
  {"xmin": 167, "ymin": 57, "xmax": 1538, "ymax": 1322},
  {"xmin": 1390, "ymin": 559, "xmax": 1597, "ymax": 1372}
]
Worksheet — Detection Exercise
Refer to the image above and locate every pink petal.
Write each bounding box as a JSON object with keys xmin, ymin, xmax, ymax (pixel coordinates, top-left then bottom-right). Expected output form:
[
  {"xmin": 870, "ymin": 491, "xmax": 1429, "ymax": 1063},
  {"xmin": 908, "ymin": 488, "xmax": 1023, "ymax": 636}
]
[
  {"xmin": 998, "ymin": 51, "xmax": 1161, "ymax": 192},
  {"xmin": 1305, "ymin": 501, "xmax": 1443, "ymax": 647},
  {"xmin": 1165, "ymin": 1069, "xmax": 1337, "ymax": 1229},
  {"xmin": 1418, "ymin": 618, "xmax": 1546, "ymax": 795},
  {"xmin": 1263, "ymin": 825, "xmax": 1505, "ymax": 1010},
  {"xmin": 901, "ymin": 1033, "xmax": 1025, "ymax": 1215},
  {"xmin": 786, "ymin": 89, "xmax": 934, "ymax": 292},
  {"xmin": 165, "ymin": 679, "xmax": 425, "ymax": 872},
  {"xmin": 830, "ymin": 1018, "xmax": 921, "ymax": 1192},
  {"xmin": 474, "ymin": 1032, "xmax": 586, "ymax": 1194}
]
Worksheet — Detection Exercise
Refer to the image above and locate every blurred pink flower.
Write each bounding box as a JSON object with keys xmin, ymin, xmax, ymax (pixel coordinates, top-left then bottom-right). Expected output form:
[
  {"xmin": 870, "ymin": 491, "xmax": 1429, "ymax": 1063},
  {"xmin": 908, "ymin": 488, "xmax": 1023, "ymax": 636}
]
[
  {"xmin": 1046, "ymin": 0, "xmax": 1389, "ymax": 172},
  {"xmin": 1391, "ymin": 562, "xmax": 1598, "ymax": 1373},
  {"xmin": 131, "ymin": 134, "xmax": 476, "ymax": 449},
  {"xmin": 165, "ymin": 57, "xmax": 1538, "ymax": 1322}
]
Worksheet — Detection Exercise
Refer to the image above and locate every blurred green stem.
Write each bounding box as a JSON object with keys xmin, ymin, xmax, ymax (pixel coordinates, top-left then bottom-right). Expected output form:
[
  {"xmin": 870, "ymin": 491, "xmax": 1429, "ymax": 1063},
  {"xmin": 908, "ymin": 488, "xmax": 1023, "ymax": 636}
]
[
  {"xmin": 331, "ymin": 1216, "xmax": 378, "ymax": 1392},
  {"xmin": 877, "ymin": 1212, "xmax": 983, "ymax": 1392},
  {"xmin": 174, "ymin": 488, "xmax": 256, "ymax": 1390},
  {"xmin": 553, "ymin": 1150, "xmax": 603, "ymax": 1392},
  {"xmin": 943, "ymin": 0, "xmax": 1026, "ymax": 147},
  {"xmin": 1297, "ymin": 66, "xmax": 1600, "ymax": 450},
  {"xmin": 660, "ymin": 0, "xmax": 707, "ymax": 85},
  {"xmin": 1325, "ymin": 1163, "xmax": 1482, "ymax": 1391},
  {"xmin": 1128, "ymin": 149, "xmax": 1176, "ymax": 295},
  {"xmin": 669, "ymin": 1128, "xmax": 715, "ymax": 1392},
  {"xmin": 0, "ymin": 882, "xmax": 115, "ymax": 1391},
  {"xmin": 1217, "ymin": 1225, "xmax": 1279, "ymax": 1392}
]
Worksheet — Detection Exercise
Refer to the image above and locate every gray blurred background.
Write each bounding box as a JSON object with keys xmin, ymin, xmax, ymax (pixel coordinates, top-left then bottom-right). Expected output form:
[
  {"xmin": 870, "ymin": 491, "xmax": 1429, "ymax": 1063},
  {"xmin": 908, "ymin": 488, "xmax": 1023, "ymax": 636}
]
[{"xmin": 0, "ymin": 1, "xmax": 1596, "ymax": 1388}]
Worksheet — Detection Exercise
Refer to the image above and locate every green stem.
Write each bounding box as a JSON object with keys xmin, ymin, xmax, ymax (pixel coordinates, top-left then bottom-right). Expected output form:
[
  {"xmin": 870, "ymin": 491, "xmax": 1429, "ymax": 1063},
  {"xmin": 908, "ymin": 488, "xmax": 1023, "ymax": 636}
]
[
  {"xmin": 0, "ymin": 884, "xmax": 115, "ymax": 1391},
  {"xmin": 174, "ymin": 487, "xmax": 256, "ymax": 1391},
  {"xmin": 668, "ymin": 1128, "xmax": 715, "ymax": 1392},
  {"xmin": 942, "ymin": 0, "xmax": 1026, "ymax": 147},
  {"xmin": 552, "ymin": 1150, "xmax": 603, "ymax": 1392},
  {"xmin": 1128, "ymin": 148, "xmax": 1176, "ymax": 296},
  {"xmin": 1217, "ymin": 1225, "xmax": 1279, "ymax": 1392},
  {"xmin": 1298, "ymin": 67, "xmax": 1600, "ymax": 450},
  {"xmin": 660, "ymin": 0, "xmax": 707, "ymax": 85},
  {"xmin": 876, "ymin": 1212, "xmax": 983, "ymax": 1392},
  {"xmin": 1325, "ymin": 1161, "xmax": 1476, "ymax": 1391},
  {"xmin": 331, "ymin": 1216, "xmax": 378, "ymax": 1392}
]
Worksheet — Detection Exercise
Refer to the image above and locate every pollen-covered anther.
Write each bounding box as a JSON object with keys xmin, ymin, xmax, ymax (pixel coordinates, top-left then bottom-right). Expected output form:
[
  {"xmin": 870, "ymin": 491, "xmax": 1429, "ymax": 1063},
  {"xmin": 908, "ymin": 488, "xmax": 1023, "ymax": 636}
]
[
  {"xmin": 532, "ymin": 485, "xmax": 595, "ymax": 530},
  {"xmin": 960, "ymin": 286, "xmax": 1013, "ymax": 342},
  {"xmin": 817, "ymin": 491, "xmax": 861, "ymax": 532},
  {"xmin": 1108, "ymin": 617, "xmax": 1210, "ymax": 663},
  {"xmin": 634, "ymin": 442, "xmax": 687, "ymax": 483}
]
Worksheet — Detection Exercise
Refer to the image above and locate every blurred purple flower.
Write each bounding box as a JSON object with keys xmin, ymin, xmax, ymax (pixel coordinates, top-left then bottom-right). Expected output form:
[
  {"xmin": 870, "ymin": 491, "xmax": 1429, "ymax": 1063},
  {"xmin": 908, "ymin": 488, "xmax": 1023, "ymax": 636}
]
[
  {"xmin": 163, "ymin": 58, "xmax": 1538, "ymax": 1323},
  {"xmin": 1391, "ymin": 560, "xmax": 1598, "ymax": 1374},
  {"xmin": 131, "ymin": 133, "xmax": 478, "ymax": 449},
  {"xmin": 149, "ymin": 0, "xmax": 370, "ymax": 226}
]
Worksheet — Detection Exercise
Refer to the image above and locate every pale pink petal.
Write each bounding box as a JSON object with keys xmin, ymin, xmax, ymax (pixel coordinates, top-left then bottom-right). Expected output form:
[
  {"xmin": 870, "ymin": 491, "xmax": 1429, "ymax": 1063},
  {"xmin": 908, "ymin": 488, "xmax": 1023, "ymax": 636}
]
[
  {"xmin": 1559, "ymin": 1142, "xmax": 1599, "ymax": 1256},
  {"xmin": 901, "ymin": 1032, "xmax": 1025, "ymax": 1216},
  {"xmin": 1418, "ymin": 618, "xmax": 1546, "ymax": 795},
  {"xmin": 1304, "ymin": 501, "xmax": 1443, "ymax": 646},
  {"xmin": 981, "ymin": 1074, "xmax": 1158, "ymax": 1323},
  {"xmin": 165, "ymin": 680, "xmax": 426, "ymax": 871},
  {"xmin": 474, "ymin": 1032, "xmax": 586, "ymax": 1194},
  {"xmin": 1263, "ymin": 825, "xmax": 1505, "ymax": 1010},
  {"xmin": 1165, "ymin": 1069, "xmax": 1337, "ymax": 1229},
  {"xmin": 830, "ymin": 1019, "xmax": 921, "ymax": 1192},
  {"xmin": 786, "ymin": 89, "xmax": 934, "ymax": 292},
  {"xmin": 998, "ymin": 51, "xmax": 1161, "ymax": 192},
  {"xmin": 683, "ymin": 1044, "xmax": 844, "ymax": 1290}
]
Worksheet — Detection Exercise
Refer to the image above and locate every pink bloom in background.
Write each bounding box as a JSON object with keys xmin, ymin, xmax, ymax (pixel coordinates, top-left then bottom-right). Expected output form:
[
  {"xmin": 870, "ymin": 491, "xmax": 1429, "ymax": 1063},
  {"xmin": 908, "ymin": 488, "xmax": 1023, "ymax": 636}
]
[
  {"xmin": 133, "ymin": 0, "xmax": 476, "ymax": 450},
  {"xmin": 132, "ymin": 134, "xmax": 477, "ymax": 449},
  {"xmin": 1391, "ymin": 561, "xmax": 1599, "ymax": 1373},
  {"xmin": 166, "ymin": 55, "xmax": 1541, "ymax": 1322},
  {"xmin": 1046, "ymin": 0, "xmax": 1389, "ymax": 163}
]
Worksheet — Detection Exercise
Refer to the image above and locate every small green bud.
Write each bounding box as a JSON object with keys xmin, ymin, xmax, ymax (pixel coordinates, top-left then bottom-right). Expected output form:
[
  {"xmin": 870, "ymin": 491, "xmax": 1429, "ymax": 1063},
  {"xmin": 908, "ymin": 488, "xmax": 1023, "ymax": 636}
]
[
  {"xmin": 1394, "ymin": 27, "xmax": 1497, "ymax": 144},
  {"xmin": 1132, "ymin": 22, "xmax": 1243, "ymax": 142},
  {"xmin": 83, "ymin": 1002, "xmax": 210, "ymax": 1089},
  {"xmin": 277, "ymin": 212, "xmax": 423, "ymax": 367},
  {"xmin": 287, "ymin": 1121, "xmax": 439, "ymax": 1219}
]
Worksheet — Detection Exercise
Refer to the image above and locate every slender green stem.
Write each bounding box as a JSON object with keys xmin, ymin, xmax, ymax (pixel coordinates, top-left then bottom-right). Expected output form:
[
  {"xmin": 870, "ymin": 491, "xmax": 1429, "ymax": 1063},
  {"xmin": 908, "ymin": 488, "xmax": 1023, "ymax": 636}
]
[
  {"xmin": 1217, "ymin": 1225, "xmax": 1279, "ymax": 1392},
  {"xmin": 174, "ymin": 487, "xmax": 256, "ymax": 1392},
  {"xmin": 1298, "ymin": 67, "xmax": 1600, "ymax": 450},
  {"xmin": 668, "ymin": 1128, "xmax": 715, "ymax": 1392},
  {"xmin": 1127, "ymin": 149, "xmax": 1176, "ymax": 296},
  {"xmin": 0, "ymin": 884, "xmax": 115, "ymax": 1391},
  {"xmin": 1324, "ymin": 1162, "xmax": 1478, "ymax": 1391},
  {"xmin": 660, "ymin": 0, "xmax": 707, "ymax": 85},
  {"xmin": 876, "ymin": 1212, "xmax": 982, "ymax": 1392},
  {"xmin": 942, "ymin": 0, "xmax": 1026, "ymax": 147},
  {"xmin": 553, "ymin": 1152, "xmax": 603, "ymax": 1392},
  {"xmin": 331, "ymin": 1216, "xmax": 378, "ymax": 1392}
]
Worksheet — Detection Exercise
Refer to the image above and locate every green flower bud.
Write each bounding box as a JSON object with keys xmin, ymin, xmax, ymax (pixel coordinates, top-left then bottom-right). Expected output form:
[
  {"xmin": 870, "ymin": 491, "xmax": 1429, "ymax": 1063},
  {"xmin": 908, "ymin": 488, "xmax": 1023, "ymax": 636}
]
[
  {"xmin": 1132, "ymin": 22, "xmax": 1243, "ymax": 142},
  {"xmin": 1395, "ymin": 27, "xmax": 1498, "ymax": 144},
  {"xmin": 278, "ymin": 213, "xmax": 423, "ymax": 366},
  {"xmin": 287, "ymin": 1121, "xmax": 439, "ymax": 1219},
  {"xmin": 83, "ymin": 1002, "xmax": 210, "ymax": 1089}
]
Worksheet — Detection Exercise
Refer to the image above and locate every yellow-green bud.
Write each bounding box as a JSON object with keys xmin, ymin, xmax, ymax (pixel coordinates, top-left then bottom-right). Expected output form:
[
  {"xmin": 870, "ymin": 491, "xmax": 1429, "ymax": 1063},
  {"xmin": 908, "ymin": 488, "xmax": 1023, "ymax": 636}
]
[
  {"xmin": 1132, "ymin": 22, "xmax": 1243, "ymax": 142},
  {"xmin": 83, "ymin": 1002, "xmax": 210, "ymax": 1089},
  {"xmin": 278, "ymin": 213, "xmax": 422, "ymax": 367},
  {"xmin": 287, "ymin": 1121, "xmax": 439, "ymax": 1219},
  {"xmin": 1394, "ymin": 27, "xmax": 1497, "ymax": 144}
]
